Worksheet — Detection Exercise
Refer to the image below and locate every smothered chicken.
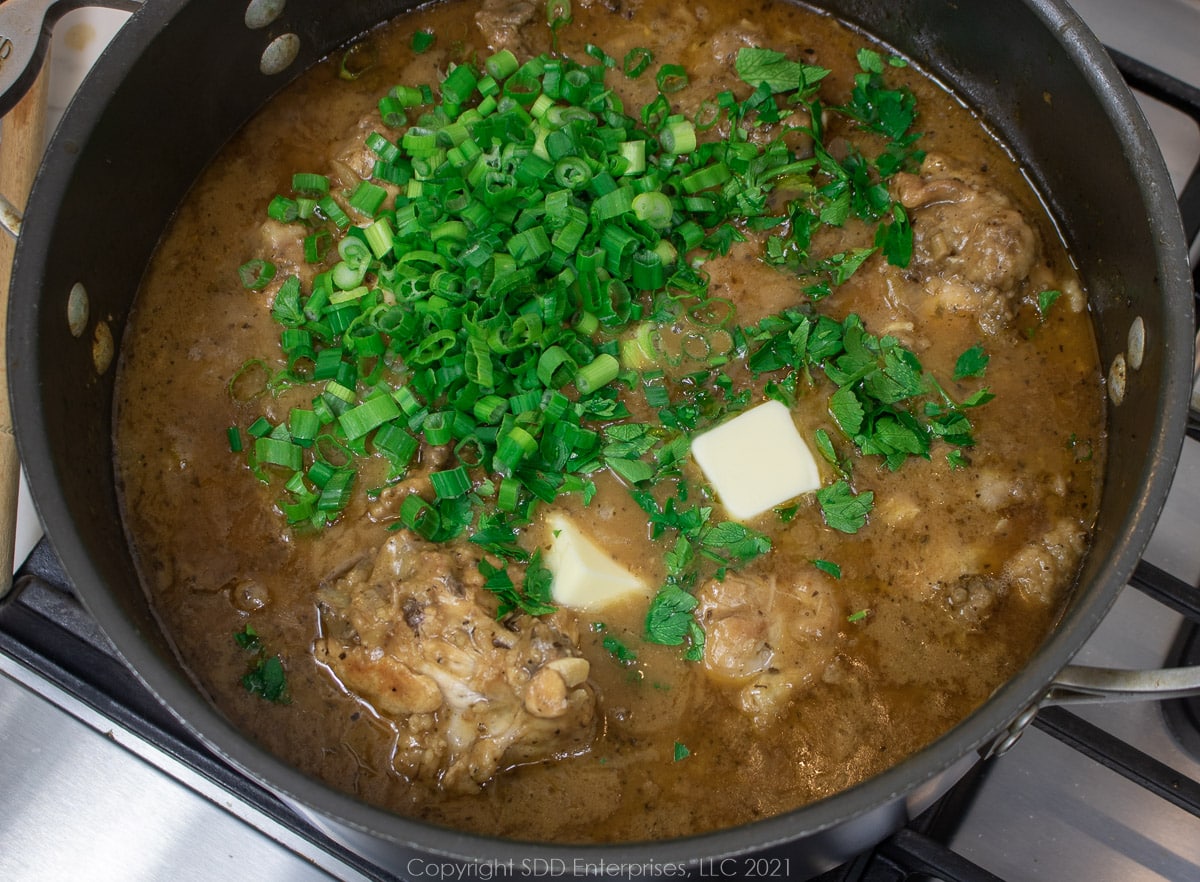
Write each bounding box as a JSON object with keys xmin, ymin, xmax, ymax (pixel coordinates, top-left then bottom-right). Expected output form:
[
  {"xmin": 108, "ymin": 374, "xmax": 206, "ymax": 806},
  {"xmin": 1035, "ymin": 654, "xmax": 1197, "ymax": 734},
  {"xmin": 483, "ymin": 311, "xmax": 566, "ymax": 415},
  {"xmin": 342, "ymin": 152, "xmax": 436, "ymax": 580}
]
[
  {"xmin": 115, "ymin": 0, "xmax": 1105, "ymax": 843},
  {"xmin": 317, "ymin": 532, "xmax": 595, "ymax": 791}
]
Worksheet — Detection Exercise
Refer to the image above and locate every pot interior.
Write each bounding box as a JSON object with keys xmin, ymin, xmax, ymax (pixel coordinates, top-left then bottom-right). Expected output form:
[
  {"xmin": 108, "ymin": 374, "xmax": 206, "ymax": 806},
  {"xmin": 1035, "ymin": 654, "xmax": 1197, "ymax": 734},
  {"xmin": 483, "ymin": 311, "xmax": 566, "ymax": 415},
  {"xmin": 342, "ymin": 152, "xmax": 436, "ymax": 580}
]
[{"xmin": 9, "ymin": 0, "xmax": 1192, "ymax": 863}]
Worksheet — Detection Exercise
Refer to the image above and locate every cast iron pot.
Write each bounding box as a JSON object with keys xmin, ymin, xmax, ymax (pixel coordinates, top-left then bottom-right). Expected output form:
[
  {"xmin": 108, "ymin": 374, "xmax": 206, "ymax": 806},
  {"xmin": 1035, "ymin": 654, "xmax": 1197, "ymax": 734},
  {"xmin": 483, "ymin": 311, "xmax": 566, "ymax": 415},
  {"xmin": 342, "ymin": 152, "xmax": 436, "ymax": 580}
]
[{"xmin": 3, "ymin": 0, "xmax": 1194, "ymax": 876}]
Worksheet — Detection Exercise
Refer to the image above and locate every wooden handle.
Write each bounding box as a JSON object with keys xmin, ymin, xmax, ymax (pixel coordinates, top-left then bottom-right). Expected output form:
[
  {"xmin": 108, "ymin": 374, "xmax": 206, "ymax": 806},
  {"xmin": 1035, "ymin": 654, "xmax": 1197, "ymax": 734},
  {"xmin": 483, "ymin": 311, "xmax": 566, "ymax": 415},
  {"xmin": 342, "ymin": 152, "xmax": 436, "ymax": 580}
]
[{"xmin": 0, "ymin": 59, "xmax": 48, "ymax": 594}]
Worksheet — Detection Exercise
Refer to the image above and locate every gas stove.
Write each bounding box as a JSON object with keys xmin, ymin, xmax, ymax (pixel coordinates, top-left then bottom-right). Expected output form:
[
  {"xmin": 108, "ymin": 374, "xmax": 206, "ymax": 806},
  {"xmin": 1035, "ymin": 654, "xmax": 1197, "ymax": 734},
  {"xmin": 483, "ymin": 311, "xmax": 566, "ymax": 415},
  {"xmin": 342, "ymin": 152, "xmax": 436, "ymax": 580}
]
[{"xmin": 0, "ymin": 2, "xmax": 1197, "ymax": 880}]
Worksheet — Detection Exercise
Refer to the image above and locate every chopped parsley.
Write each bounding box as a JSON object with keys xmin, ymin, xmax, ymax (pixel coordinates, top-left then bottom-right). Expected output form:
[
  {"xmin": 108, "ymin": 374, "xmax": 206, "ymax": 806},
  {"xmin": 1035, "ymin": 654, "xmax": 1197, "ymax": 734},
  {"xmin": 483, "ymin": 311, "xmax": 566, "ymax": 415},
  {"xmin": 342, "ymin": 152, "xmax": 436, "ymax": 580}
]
[
  {"xmin": 233, "ymin": 623, "xmax": 263, "ymax": 652},
  {"xmin": 410, "ymin": 29, "xmax": 435, "ymax": 53},
  {"xmin": 602, "ymin": 635, "xmax": 638, "ymax": 665},
  {"xmin": 816, "ymin": 480, "xmax": 874, "ymax": 534},
  {"xmin": 811, "ymin": 558, "xmax": 842, "ymax": 579},
  {"xmin": 740, "ymin": 310, "xmax": 990, "ymax": 475},
  {"xmin": 953, "ymin": 344, "xmax": 990, "ymax": 380},
  {"xmin": 841, "ymin": 48, "xmax": 920, "ymax": 146},
  {"xmin": 478, "ymin": 551, "xmax": 557, "ymax": 618},
  {"xmin": 1038, "ymin": 288, "xmax": 1063, "ymax": 319},
  {"xmin": 645, "ymin": 584, "xmax": 705, "ymax": 661},
  {"xmin": 775, "ymin": 503, "xmax": 800, "ymax": 522},
  {"xmin": 234, "ymin": 625, "xmax": 289, "ymax": 704}
]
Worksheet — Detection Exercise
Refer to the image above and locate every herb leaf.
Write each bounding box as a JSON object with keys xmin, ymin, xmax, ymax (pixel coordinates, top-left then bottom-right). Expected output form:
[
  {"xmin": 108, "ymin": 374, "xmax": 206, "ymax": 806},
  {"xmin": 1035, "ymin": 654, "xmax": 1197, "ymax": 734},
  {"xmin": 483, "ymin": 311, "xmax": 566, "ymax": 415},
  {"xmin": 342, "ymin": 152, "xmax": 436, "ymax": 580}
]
[
  {"xmin": 735, "ymin": 47, "xmax": 829, "ymax": 96},
  {"xmin": 816, "ymin": 480, "xmax": 874, "ymax": 533},
  {"xmin": 235, "ymin": 626, "xmax": 289, "ymax": 704},
  {"xmin": 233, "ymin": 624, "xmax": 263, "ymax": 652},
  {"xmin": 645, "ymin": 585, "xmax": 700, "ymax": 646},
  {"xmin": 698, "ymin": 520, "xmax": 771, "ymax": 566},
  {"xmin": 242, "ymin": 655, "xmax": 289, "ymax": 703},
  {"xmin": 479, "ymin": 554, "xmax": 558, "ymax": 619},
  {"xmin": 1037, "ymin": 289, "xmax": 1062, "ymax": 319},
  {"xmin": 811, "ymin": 558, "xmax": 842, "ymax": 579},
  {"xmin": 602, "ymin": 635, "xmax": 638, "ymax": 664},
  {"xmin": 953, "ymin": 344, "xmax": 989, "ymax": 380}
]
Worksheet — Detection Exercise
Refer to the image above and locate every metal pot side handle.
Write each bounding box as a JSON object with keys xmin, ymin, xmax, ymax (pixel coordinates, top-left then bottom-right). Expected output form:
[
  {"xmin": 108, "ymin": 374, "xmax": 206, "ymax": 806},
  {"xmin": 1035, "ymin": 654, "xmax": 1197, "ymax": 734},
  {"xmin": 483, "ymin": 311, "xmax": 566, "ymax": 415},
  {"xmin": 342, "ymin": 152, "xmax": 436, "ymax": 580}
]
[
  {"xmin": 1043, "ymin": 663, "xmax": 1200, "ymax": 705},
  {"xmin": 0, "ymin": 0, "xmax": 143, "ymax": 119},
  {"xmin": 984, "ymin": 664, "xmax": 1200, "ymax": 759}
]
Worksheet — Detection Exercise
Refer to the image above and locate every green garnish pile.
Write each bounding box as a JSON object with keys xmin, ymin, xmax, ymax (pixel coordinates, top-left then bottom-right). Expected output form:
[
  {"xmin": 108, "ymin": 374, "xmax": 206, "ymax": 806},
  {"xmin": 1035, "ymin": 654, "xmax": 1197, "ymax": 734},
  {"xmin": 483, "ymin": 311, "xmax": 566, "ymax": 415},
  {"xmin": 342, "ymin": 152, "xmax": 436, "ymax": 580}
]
[{"xmin": 229, "ymin": 20, "xmax": 993, "ymax": 657}]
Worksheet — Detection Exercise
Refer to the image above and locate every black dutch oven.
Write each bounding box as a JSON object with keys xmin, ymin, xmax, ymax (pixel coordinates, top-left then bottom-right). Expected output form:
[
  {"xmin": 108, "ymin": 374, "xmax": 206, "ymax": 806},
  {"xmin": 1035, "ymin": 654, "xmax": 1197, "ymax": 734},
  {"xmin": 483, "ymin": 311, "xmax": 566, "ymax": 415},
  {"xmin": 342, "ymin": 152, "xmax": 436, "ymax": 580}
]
[{"xmin": 1, "ymin": 0, "xmax": 1194, "ymax": 876}]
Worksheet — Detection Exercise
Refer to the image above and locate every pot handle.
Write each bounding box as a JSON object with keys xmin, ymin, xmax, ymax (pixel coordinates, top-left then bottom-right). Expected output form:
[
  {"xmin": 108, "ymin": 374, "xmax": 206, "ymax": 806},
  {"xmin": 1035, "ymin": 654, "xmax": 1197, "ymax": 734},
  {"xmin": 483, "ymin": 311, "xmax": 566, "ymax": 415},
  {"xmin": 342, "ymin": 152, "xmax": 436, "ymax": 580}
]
[
  {"xmin": 0, "ymin": 0, "xmax": 143, "ymax": 119},
  {"xmin": 984, "ymin": 664, "xmax": 1200, "ymax": 758},
  {"xmin": 1042, "ymin": 663, "xmax": 1200, "ymax": 705}
]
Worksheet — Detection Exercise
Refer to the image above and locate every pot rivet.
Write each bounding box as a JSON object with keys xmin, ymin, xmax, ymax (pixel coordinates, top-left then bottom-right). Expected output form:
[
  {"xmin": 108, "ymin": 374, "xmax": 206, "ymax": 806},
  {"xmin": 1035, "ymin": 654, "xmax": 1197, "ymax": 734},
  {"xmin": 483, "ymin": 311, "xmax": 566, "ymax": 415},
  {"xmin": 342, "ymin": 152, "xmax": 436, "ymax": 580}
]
[
  {"xmin": 1127, "ymin": 316, "xmax": 1145, "ymax": 371},
  {"xmin": 244, "ymin": 0, "xmax": 286, "ymax": 29},
  {"xmin": 260, "ymin": 33, "xmax": 300, "ymax": 76},
  {"xmin": 987, "ymin": 703, "xmax": 1040, "ymax": 758},
  {"xmin": 92, "ymin": 320, "xmax": 114, "ymax": 375},
  {"xmin": 66, "ymin": 282, "xmax": 89, "ymax": 338},
  {"xmin": 1108, "ymin": 353, "xmax": 1127, "ymax": 406}
]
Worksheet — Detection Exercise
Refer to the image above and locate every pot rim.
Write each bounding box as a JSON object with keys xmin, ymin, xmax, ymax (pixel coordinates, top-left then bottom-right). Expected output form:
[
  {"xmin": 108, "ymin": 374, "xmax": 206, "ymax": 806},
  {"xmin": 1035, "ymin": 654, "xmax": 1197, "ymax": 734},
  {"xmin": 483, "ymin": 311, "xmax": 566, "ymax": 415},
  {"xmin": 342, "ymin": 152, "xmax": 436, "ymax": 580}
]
[{"xmin": 7, "ymin": 0, "xmax": 1194, "ymax": 867}]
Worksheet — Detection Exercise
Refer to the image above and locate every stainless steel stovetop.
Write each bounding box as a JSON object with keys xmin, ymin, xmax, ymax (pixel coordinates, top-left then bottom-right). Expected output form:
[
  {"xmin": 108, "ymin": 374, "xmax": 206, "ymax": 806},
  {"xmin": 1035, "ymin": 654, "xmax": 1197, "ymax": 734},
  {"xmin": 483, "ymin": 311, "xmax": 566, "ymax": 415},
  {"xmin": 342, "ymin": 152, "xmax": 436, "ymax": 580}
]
[{"xmin": 0, "ymin": 2, "xmax": 1197, "ymax": 880}]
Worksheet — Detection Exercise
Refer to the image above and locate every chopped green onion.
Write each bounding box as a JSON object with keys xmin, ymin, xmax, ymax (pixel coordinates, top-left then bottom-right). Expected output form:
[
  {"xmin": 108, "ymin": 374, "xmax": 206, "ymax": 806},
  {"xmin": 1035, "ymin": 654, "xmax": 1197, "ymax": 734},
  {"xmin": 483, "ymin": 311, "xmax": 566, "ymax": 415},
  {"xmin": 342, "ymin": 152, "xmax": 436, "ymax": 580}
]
[
  {"xmin": 292, "ymin": 173, "xmax": 329, "ymax": 195},
  {"xmin": 339, "ymin": 394, "xmax": 402, "ymax": 441},
  {"xmin": 623, "ymin": 48, "xmax": 653, "ymax": 78},
  {"xmin": 431, "ymin": 465, "xmax": 472, "ymax": 499},
  {"xmin": 442, "ymin": 64, "xmax": 480, "ymax": 105},
  {"xmin": 422, "ymin": 411, "xmax": 454, "ymax": 446},
  {"xmin": 340, "ymin": 42, "xmax": 377, "ymax": 81},
  {"xmin": 497, "ymin": 477, "xmax": 523, "ymax": 512},
  {"xmin": 314, "ymin": 468, "xmax": 354, "ymax": 513},
  {"xmin": 537, "ymin": 345, "xmax": 578, "ymax": 389},
  {"xmin": 349, "ymin": 181, "xmax": 388, "ymax": 217},
  {"xmin": 229, "ymin": 27, "xmax": 932, "ymax": 579},
  {"xmin": 575, "ymin": 353, "xmax": 620, "ymax": 394},
  {"xmin": 372, "ymin": 423, "xmax": 419, "ymax": 469},
  {"xmin": 681, "ymin": 161, "xmax": 731, "ymax": 192},
  {"xmin": 632, "ymin": 191, "xmax": 673, "ymax": 228},
  {"xmin": 315, "ymin": 196, "xmax": 350, "ymax": 228},
  {"xmin": 289, "ymin": 408, "xmax": 321, "ymax": 447},
  {"xmin": 495, "ymin": 425, "xmax": 537, "ymax": 475},
  {"xmin": 237, "ymin": 259, "xmax": 276, "ymax": 290},
  {"xmin": 364, "ymin": 217, "xmax": 395, "ymax": 259},
  {"xmin": 303, "ymin": 229, "xmax": 333, "ymax": 264},
  {"xmin": 485, "ymin": 49, "xmax": 519, "ymax": 80},
  {"xmin": 630, "ymin": 249, "xmax": 666, "ymax": 290},
  {"xmin": 546, "ymin": 0, "xmax": 572, "ymax": 30},
  {"xmin": 378, "ymin": 95, "xmax": 408, "ymax": 128},
  {"xmin": 473, "ymin": 394, "xmax": 509, "ymax": 424},
  {"xmin": 592, "ymin": 185, "xmax": 635, "ymax": 220},
  {"xmin": 255, "ymin": 436, "xmax": 302, "ymax": 471},
  {"xmin": 267, "ymin": 195, "xmax": 300, "ymax": 223},
  {"xmin": 553, "ymin": 156, "xmax": 593, "ymax": 191},
  {"xmin": 656, "ymin": 63, "xmax": 688, "ymax": 94},
  {"xmin": 659, "ymin": 118, "xmax": 696, "ymax": 154},
  {"xmin": 617, "ymin": 140, "xmax": 646, "ymax": 175},
  {"xmin": 400, "ymin": 493, "xmax": 441, "ymax": 538}
]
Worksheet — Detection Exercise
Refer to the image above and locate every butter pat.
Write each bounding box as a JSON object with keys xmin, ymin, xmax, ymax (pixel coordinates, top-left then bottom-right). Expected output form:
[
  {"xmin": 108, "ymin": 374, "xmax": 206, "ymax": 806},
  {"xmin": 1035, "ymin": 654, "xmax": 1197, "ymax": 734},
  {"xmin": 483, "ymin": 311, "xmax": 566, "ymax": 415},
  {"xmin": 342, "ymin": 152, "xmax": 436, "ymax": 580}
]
[
  {"xmin": 544, "ymin": 513, "xmax": 649, "ymax": 611},
  {"xmin": 690, "ymin": 400, "xmax": 821, "ymax": 520}
]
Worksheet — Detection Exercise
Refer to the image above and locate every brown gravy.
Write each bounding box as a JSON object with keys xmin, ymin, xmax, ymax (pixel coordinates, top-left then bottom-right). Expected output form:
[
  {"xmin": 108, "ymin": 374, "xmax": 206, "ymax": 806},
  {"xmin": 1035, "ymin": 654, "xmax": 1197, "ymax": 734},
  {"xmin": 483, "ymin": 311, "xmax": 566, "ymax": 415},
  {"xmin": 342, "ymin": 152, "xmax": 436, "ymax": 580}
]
[{"xmin": 114, "ymin": 0, "xmax": 1106, "ymax": 842}]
